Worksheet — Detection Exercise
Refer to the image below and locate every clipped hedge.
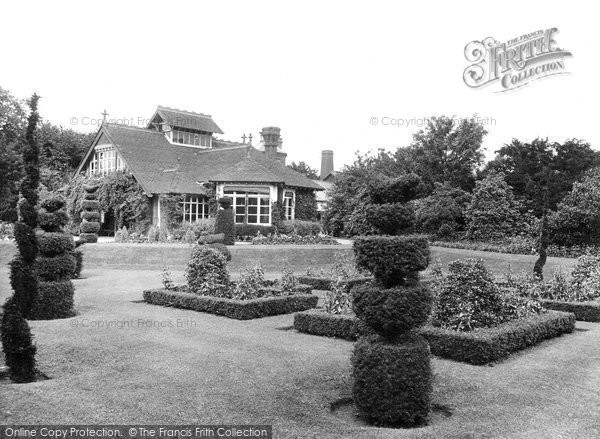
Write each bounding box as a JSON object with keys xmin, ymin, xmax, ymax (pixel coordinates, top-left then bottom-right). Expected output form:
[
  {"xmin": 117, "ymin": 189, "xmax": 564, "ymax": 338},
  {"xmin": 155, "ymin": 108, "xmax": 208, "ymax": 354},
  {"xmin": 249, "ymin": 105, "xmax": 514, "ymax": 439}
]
[
  {"xmin": 38, "ymin": 210, "xmax": 69, "ymax": 231},
  {"xmin": 143, "ymin": 288, "xmax": 318, "ymax": 320},
  {"xmin": 352, "ymin": 333, "xmax": 432, "ymax": 427},
  {"xmin": 30, "ymin": 281, "xmax": 75, "ymax": 320},
  {"xmin": 420, "ymin": 310, "xmax": 576, "ymax": 365},
  {"xmin": 541, "ymin": 300, "xmax": 600, "ymax": 322},
  {"xmin": 37, "ymin": 232, "xmax": 75, "ymax": 257},
  {"xmin": 296, "ymin": 275, "xmax": 371, "ymax": 291},
  {"xmin": 235, "ymin": 224, "xmax": 275, "ymax": 238},
  {"xmin": 80, "ymin": 221, "xmax": 101, "ymax": 233},
  {"xmin": 352, "ymin": 283, "xmax": 432, "ymax": 338},
  {"xmin": 80, "ymin": 199, "xmax": 100, "ymax": 211},
  {"xmin": 80, "ymin": 211, "xmax": 100, "ymax": 221},
  {"xmin": 35, "ymin": 254, "xmax": 76, "ymax": 281},
  {"xmin": 353, "ymin": 235, "xmax": 429, "ymax": 287},
  {"xmin": 79, "ymin": 232, "xmax": 98, "ymax": 244},
  {"xmin": 295, "ymin": 310, "xmax": 577, "ymax": 364},
  {"xmin": 197, "ymin": 233, "xmax": 225, "ymax": 244},
  {"xmin": 294, "ymin": 310, "xmax": 365, "ymax": 340}
]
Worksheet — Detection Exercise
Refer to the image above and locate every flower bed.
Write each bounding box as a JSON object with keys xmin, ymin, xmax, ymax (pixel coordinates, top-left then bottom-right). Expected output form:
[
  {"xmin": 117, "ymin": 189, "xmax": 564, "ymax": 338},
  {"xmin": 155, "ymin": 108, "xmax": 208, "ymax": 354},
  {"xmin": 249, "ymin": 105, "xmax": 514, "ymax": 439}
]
[
  {"xmin": 251, "ymin": 233, "xmax": 339, "ymax": 245},
  {"xmin": 144, "ymin": 288, "xmax": 318, "ymax": 320},
  {"xmin": 294, "ymin": 309, "xmax": 576, "ymax": 364},
  {"xmin": 296, "ymin": 275, "xmax": 371, "ymax": 291},
  {"xmin": 540, "ymin": 299, "xmax": 600, "ymax": 322}
]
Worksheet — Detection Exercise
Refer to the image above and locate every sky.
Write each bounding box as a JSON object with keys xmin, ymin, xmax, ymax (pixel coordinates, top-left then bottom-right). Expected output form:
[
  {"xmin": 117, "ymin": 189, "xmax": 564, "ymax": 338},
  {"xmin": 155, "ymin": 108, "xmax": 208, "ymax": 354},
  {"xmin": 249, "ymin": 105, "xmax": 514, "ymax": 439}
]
[{"xmin": 1, "ymin": 0, "xmax": 598, "ymax": 173}]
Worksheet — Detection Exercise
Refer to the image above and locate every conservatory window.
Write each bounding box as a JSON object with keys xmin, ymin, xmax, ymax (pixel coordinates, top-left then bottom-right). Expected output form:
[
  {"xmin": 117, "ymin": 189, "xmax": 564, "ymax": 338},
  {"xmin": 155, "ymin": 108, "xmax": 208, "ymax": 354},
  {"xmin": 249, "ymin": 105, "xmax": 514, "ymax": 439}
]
[{"xmin": 223, "ymin": 189, "xmax": 271, "ymax": 225}]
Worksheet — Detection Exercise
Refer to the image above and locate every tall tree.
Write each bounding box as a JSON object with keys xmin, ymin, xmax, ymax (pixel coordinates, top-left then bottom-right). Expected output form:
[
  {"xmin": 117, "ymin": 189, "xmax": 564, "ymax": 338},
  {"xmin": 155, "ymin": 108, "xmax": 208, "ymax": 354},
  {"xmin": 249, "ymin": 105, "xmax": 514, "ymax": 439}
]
[
  {"xmin": 1, "ymin": 93, "xmax": 41, "ymax": 383},
  {"xmin": 287, "ymin": 161, "xmax": 319, "ymax": 180},
  {"xmin": 408, "ymin": 116, "xmax": 487, "ymax": 192},
  {"xmin": 485, "ymin": 138, "xmax": 599, "ymax": 215}
]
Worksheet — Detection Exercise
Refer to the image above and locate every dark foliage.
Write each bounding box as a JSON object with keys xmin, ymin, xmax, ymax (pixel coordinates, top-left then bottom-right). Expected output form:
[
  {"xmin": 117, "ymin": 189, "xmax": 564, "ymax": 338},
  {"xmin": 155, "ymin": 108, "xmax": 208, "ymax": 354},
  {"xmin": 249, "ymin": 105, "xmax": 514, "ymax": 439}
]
[
  {"xmin": 541, "ymin": 300, "xmax": 600, "ymax": 322},
  {"xmin": 37, "ymin": 209, "xmax": 69, "ymax": 232},
  {"xmin": 352, "ymin": 333, "xmax": 432, "ymax": 427},
  {"xmin": 0, "ymin": 299, "xmax": 37, "ymax": 383},
  {"xmin": 533, "ymin": 211, "xmax": 549, "ymax": 279},
  {"xmin": 206, "ymin": 243, "xmax": 232, "ymax": 261},
  {"xmin": 296, "ymin": 276, "xmax": 371, "ymax": 291},
  {"xmin": 80, "ymin": 211, "xmax": 100, "ymax": 221},
  {"xmin": 294, "ymin": 310, "xmax": 367, "ymax": 340},
  {"xmin": 13, "ymin": 222, "xmax": 38, "ymax": 264},
  {"xmin": 30, "ymin": 281, "xmax": 75, "ymax": 320},
  {"xmin": 215, "ymin": 204, "xmax": 235, "ymax": 246},
  {"xmin": 353, "ymin": 235, "xmax": 429, "ymax": 287},
  {"xmin": 420, "ymin": 311, "xmax": 575, "ymax": 364},
  {"xmin": 185, "ymin": 245, "xmax": 230, "ymax": 292},
  {"xmin": 80, "ymin": 221, "xmax": 101, "ymax": 233},
  {"xmin": 352, "ymin": 283, "xmax": 432, "ymax": 338},
  {"xmin": 349, "ymin": 203, "xmax": 414, "ymax": 236},
  {"xmin": 78, "ymin": 233, "xmax": 98, "ymax": 243},
  {"xmin": 294, "ymin": 189, "xmax": 318, "ymax": 221},
  {"xmin": 9, "ymin": 257, "xmax": 38, "ymax": 316},
  {"xmin": 37, "ymin": 231, "xmax": 75, "ymax": 257},
  {"xmin": 143, "ymin": 289, "xmax": 318, "ymax": 320},
  {"xmin": 72, "ymin": 249, "xmax": 84, "ymax": 278},
  {"xmin": 234, "ymin": 224, "xmax": 275, "ymax": 239},
  {"xmin": 35, "ymin": 254, "xmax": 76, "ymax": 282}
]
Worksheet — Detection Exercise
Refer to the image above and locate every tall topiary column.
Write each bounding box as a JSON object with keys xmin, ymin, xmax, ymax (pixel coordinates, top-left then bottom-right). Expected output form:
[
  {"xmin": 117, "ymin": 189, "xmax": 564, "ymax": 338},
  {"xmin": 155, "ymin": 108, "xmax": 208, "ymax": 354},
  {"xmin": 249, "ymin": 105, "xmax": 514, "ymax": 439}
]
[
  {"xmin": 79, "ymin": 183, "xmax": 100, "ymax": 243},
  {"xmin": 32, "ymin": 196, "xmax": 76, "ymax": 319},
  {"xmin": 215, "ymin": 196, "xmax": 235, "ymax": 245},
  {"xmin": 1, "ymin": 94, "xmax": 41, "ymax": 383},
  {"xmin": 351, "ymin": 235, "xmax": 432, "ymax": 427}
]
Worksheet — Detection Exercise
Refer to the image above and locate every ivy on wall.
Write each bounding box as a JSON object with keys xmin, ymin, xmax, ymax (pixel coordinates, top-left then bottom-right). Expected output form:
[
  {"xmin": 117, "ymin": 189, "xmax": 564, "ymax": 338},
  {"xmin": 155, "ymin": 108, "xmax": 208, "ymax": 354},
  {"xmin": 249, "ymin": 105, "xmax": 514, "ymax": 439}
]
[{"xmin": 294, "ymin": 188, "xmax": 318, "ymax": 221}]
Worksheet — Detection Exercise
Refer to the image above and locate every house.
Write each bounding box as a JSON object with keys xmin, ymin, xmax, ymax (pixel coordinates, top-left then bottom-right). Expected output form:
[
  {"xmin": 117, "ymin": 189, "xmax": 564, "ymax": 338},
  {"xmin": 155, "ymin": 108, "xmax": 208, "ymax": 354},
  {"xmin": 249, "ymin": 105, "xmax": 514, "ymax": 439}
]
[{"xmin": 75, "ymin": 106, "xmax": 322, "ymax": 231}]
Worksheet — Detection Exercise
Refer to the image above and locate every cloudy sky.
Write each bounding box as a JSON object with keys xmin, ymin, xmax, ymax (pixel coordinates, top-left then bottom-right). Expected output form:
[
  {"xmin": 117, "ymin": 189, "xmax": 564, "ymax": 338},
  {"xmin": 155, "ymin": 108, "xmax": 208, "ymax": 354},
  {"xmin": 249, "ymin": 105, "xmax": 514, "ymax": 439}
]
[{"xmin": 1, "ymin": 0, "xmax": 597, "ymax": 172}]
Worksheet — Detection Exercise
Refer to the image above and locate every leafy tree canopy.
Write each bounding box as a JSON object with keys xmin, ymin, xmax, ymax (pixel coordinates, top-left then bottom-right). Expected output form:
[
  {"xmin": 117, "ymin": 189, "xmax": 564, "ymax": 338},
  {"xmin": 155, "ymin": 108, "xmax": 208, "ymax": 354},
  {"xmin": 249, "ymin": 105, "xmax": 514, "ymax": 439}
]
[{"xmin": 287, "ymin": 161, "xmax": 319, "ymax": 179}]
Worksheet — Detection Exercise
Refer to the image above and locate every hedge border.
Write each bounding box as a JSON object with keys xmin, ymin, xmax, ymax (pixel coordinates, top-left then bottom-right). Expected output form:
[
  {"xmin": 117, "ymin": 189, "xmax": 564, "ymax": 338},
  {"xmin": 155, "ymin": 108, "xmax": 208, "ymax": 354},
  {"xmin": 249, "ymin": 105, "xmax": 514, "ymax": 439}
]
[
  {"xmin": 296, "ymin": 275, "xmax": 372, "ymax": 291},
  {"xmin": 541, "ymin": 299, "xmax": 600, "ymax": 322},
  {"xmin": 143, "ymin": 289, "xmax": 318, "ymax": 320},
  {"xmin": 294, "ymin": 310, "xmax": 576, "ymax": 364}
]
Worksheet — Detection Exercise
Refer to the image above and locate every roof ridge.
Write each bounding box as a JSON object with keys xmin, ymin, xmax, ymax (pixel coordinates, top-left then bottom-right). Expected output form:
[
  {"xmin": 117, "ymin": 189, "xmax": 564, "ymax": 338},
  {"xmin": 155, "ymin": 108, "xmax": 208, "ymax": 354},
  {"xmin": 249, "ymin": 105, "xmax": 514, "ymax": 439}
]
[
  {"xmin": 104, "ymin": 123, "xmax": 164, "ymax": 134},
  {"xmin": 157, "ymin": 105, "xmax": 213, "ymax": 119}
]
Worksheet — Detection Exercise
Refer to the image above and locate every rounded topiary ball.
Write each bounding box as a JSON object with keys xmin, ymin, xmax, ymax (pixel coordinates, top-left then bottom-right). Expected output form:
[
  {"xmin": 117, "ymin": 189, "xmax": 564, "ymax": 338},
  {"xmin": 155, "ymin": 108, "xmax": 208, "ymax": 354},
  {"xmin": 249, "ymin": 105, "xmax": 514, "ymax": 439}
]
[
  {"xmin": 80, "ymin": 221, "xmax": 101, "ymax": 234},
  {"xmin": 218, "ymin": 196, "xmax": 233, "ymax": 209},
  {"xmin": 31, "ymin": 281, "xmax": 75, "ymax": 320},
  {"xmin": 352, "ymin": 333, "xmax": 432, "ymax": 427},
  {"xmin": 353, "ymin": 235, "xmax": 430, "ymax": 287},
  {"xmin": 352, "ymin": 283, "xmax": 432, "ymax": 338},
  {"xmin": 37, "ymin": 232, "xmax": 75, "ymax": 257},
  {"xmin": 79, "ymin": 233, "xmax": 98, "ymax": 244},
  {"xmin": 40, "ymin": 197, "xmax": 66, "ymax": 213}
]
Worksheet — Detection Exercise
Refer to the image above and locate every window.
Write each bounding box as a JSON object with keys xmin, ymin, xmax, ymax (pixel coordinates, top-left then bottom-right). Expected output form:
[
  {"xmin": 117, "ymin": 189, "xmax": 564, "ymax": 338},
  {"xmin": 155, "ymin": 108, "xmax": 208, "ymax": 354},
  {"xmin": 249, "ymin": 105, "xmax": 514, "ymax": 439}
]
[
  {"xmin": 172, "ymin": 129, "xmax": 211, "ymax": 148},
  {"xmin": 224, "ymin": 190, "xmax": 271, "ymax": 225},
  {"xmin": 87, "ymin": 146, "xmax": 124, "ymax": 176},
  {"xmin": 181, "ymin": 195, "xmax": 210, "ymax": 223},
  {"xmin": 283, "ymin": 190, "xmax": 295, "ymax": 220}
]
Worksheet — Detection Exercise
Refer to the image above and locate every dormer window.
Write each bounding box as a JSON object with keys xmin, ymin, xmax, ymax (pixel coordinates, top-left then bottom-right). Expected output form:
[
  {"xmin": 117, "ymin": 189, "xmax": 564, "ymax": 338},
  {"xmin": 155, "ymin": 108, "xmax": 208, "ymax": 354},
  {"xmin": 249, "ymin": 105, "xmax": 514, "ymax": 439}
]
[{"xmin": 171, "ymin": 128, "xmax": 212, "ymax": 148}]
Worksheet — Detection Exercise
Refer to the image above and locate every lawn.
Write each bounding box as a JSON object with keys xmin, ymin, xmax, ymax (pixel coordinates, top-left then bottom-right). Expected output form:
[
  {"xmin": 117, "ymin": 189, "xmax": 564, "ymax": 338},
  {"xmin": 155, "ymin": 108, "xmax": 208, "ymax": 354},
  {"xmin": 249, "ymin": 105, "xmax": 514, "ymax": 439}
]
[{"xmin": 0, "ymin": 249, "xmax": 598, "ymax": 438}]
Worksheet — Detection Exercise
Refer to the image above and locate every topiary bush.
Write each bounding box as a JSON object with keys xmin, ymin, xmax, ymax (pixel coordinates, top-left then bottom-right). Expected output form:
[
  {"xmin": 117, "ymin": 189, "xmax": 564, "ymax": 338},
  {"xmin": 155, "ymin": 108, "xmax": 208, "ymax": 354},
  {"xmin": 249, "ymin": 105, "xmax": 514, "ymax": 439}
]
[
  {"xmin": 215, "ymin": 197, "xmax": 235, "ymax": 245},
  {"xmin": 353, "ymin": 235, "xmax": 429, "ymax": 288},
  {"xmin": 31, "ymin": 195, "xmax": 76, "ymax": 319},
  {"xmin": 79, "ymin": 183, "xmax": 100, "ymax": 243},
  {"xmin": 72, "ymin": 248, "xmax": 84, "ymax": 278},
  {"xmin": 1, "ymin": 298, "xmax": 37, "ymax": 383},
  {"xmin": 351, "ymin": 234, "xmax": 433, "ymax": 427},
  {"xmin": 185, "ymin": 245, "xmax": 230, "ymax": 295}
]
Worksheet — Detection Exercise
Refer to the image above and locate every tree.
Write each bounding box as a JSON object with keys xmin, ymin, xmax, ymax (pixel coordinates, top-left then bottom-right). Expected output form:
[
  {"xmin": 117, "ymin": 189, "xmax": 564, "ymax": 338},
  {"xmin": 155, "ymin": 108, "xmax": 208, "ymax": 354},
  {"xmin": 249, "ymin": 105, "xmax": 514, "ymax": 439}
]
[
  {"xmin": 408, "ymin": 116, "xmax": 487, "ymax": 192},
  {"xmin": 1, "ymin": 93, "xmax": 41, "ymax": 383},
  {"xmin": 287, "ymin": 161, "xmax": 319, "ymax": 180},
  {"xmin": 465, "ymin": 171, "xmax": 524, "ymax": 241},
  {"xmin": 549, "ymin": 167, "xmax": 600, "ymax": 246},
  {"xmin": 414, "ymin": 182, "xmax": 471, "ymax": 238},
  {"xmin": 485, "ymin": 138, "xmax": 600, "ymax": 215}
]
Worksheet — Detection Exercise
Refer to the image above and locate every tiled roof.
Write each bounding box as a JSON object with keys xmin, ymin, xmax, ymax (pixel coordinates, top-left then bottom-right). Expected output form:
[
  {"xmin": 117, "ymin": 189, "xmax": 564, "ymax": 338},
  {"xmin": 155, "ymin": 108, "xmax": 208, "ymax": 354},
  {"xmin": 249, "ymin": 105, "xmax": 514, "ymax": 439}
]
[
  {"xmin": 154, "ymin": 106, "xmax": 224, "ymax": 134},
  {"xmin": 98, "ymin": 124, "xmax": 321, "ymax": 194}
]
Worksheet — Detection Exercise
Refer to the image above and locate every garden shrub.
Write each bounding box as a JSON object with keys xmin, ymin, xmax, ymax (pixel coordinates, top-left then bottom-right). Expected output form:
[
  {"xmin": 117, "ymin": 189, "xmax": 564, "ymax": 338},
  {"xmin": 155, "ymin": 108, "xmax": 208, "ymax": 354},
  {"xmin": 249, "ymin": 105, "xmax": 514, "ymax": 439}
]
[
  {"xmin": 294, "ymin": 310, "xmax": 365, "ymax": 340},
  {"xmin": 351, "ymin": 233, "xmax": 433, "ymax": 427},
  {"xmin": 72, "ymin": 248, "xmax": 84, "ymax": 278},
  {"xmin": 414, "ymin": 183, "xmax": 471, "ymax": 237},
  {"xmin": 280, "ymin": 264, "xmax": 298, "ymax": 293},
  {"xmin": 79, "ymin": 183, "xmax": 100, "ymax": 244},
  {"xmin": 353, "ymin": 235, "xmax": 429, "ymax": 288},
  {"xmin": 197, "ymin": 233, "xmax": 225, "ymax": 245},
  {"xmin": 30, "ymin": 195, "xmax": 76, "ymax": 319},
  {"xmin": 571, "ymin": 255, "xmax": 600, "ymax": 288},
  {"xmin": 183, "ymin": 228, "xmax": 196, "ymax": 244},
  {"xmin": 79, "ymin": 233, "xmax": 98, "ymax": 244},
  {"xmin": 185, "ymin": 245, "xmax": 230, "ymax": 295},
  {"xmin": 280, "ymin": 220, "xmax": 322, "ymax": 236},
  {"xmin": 162, "ymin": 266, "xmax": 175, "ymax": 290},
  {"xmin": 1, "ymin": 298, "xmax": 37, "ymax": 382},
  {"xmin": 80, "ymin": 221, "xmax": 101, "ymax": 234},
  {"xmin": 233, "ymin": 264, "xmax": 266, "ymax": 300},
  {"xmin": 235, "ymin": 224, "xmax": 275, "ymax": 241},
  {"xmin": 352, "ymin": 333, "xmax": 432, "ymax": 427},
  {"xmin": 251, "ymin": 233, "xmax": 339, "ymax": 245},
  {"xmin": 207, "ymin": 243, "xmax": 231, "ymax": 261},
  {"xmin": 323, "ymin": 277, "xmax": 352, "ymax": 314},
  {"xmin": 353, "ymin": 283, "xmax": 432, "ymax": 338},
  {"xmin": 143, "ymin": 288, "xmax": 318, "ymax": 320},
  {"xmin": 215, "ymin": 197, "xmax": 235, "ymax": 245}
]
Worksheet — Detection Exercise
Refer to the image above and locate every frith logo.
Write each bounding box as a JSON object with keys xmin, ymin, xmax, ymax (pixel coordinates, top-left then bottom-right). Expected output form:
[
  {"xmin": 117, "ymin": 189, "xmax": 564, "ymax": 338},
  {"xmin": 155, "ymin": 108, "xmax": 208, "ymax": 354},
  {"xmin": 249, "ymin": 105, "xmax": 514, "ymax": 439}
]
[{"xmin": 463, "ymin": 28, "xmax": 572, "ymax": 92}]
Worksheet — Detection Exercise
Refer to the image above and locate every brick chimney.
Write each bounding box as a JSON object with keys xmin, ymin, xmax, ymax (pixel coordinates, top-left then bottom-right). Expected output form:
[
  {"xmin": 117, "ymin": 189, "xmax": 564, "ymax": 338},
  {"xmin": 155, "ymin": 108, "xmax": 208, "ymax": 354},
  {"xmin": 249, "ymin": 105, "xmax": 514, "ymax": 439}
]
[
  {"xmin": 260, "ymin": 127, "xmax": 286, "ymax": 164},
  {"xmin": 320, "ymin": 150, "xmax": 334, "ymax": 180}
]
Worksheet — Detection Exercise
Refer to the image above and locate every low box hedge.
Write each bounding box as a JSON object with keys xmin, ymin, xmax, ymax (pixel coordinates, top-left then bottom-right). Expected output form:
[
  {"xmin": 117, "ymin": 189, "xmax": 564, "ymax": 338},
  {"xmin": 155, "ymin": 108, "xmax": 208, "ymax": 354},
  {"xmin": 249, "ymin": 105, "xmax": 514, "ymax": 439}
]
[
  {"xmin": 420, "ymin": 311, "xmax": 576, "ymax": 365},
  {"xmin": 294, "ymin": 309, "xmax": 576, "ymax": 364},
  {"xmin": 541, "ymin": 299, "xmax": 600, "ymax": 322},
  {"xmin": 143, "ymin": 288, "xmax": 319, "ymax": 320},
  {"xmin": 294, "ymin": 310, "xmax": 365, "ymax": 340},
  {"xmin": 296, "ymin": 275, "xmax": 372, "ymax": 291}
]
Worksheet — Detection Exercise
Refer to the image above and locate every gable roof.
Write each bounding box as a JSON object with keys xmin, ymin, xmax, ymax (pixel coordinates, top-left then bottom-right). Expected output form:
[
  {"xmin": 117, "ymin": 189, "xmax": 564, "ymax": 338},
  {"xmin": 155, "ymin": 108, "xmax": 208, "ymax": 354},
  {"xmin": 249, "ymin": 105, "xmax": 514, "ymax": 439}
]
[
  {"xmin": 77, "ymin": 124, "xmax": 322, "ymax": 195},
  {"xmin": 150, "ymin": 106, "xmax": 224, "ymax": 134}
]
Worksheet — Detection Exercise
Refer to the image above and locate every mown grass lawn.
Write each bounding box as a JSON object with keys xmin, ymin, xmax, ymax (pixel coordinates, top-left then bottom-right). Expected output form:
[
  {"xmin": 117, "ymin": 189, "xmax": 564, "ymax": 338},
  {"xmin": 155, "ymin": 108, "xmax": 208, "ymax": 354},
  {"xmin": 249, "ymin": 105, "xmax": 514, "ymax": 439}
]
[{"xmin": 0, "ymin": 248, "xmax": 598, "ymax": 438}]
